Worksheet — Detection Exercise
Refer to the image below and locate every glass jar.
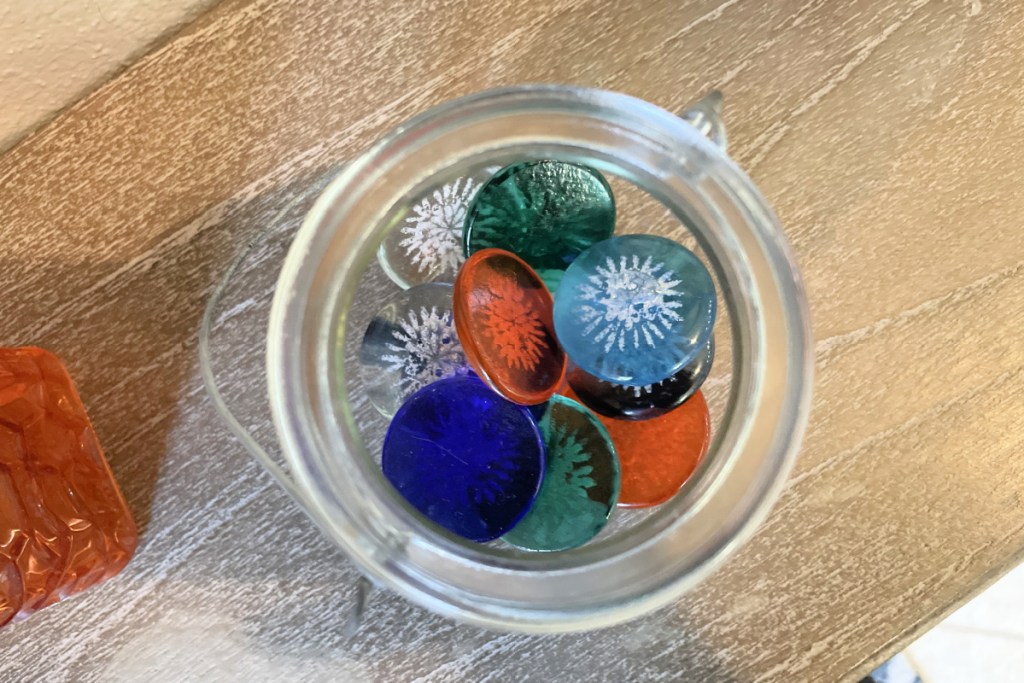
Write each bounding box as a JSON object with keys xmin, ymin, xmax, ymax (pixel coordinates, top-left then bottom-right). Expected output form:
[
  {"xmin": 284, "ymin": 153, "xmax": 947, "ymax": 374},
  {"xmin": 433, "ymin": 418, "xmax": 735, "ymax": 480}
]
[{"xmin": 201, "ymin": 85, "xmax": 813, "ymax": 632}]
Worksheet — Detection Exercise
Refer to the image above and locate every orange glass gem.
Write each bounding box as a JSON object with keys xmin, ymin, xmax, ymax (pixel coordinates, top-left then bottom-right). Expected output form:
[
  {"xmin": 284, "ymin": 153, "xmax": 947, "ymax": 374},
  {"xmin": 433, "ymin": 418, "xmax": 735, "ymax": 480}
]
[
  {"xmin": 564, "ymin": 386, "xmax": 710, "ymax": 507},
  {"xmin": 0, "ymin": 347, "xmax": 138, "ymax": 628},
  {"xmin": 454, "ymin": 248, "xmax": 566, "ymax": 404}
]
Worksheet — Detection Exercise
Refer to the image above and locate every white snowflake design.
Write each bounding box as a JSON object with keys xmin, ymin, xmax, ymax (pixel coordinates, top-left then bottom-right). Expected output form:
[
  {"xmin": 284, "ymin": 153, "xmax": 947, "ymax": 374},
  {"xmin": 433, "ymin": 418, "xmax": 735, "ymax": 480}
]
[
  {"xmin": 614, "ymin": 381, "xmax": 655, "ymax": 398},
  {"xmin": 577, "ymin": 254, "xmax": 684, "ymax": 353},
  {"xmin": 399, "ymin": 177, "xmax": 480, "ymax": 276},
  {"xmin": 381, "ymin": 306, "xmax": 468, "ymax": 395}
]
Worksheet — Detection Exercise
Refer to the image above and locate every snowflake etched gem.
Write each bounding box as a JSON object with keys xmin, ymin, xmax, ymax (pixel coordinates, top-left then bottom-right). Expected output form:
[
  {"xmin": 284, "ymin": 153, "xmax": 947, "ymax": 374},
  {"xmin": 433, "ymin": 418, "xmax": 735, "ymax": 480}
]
[
  {"xmin": 360, "ymin": 282, "xmax": 470, "ymax": 417},
  {"xmin": 378, "ymin": 172, "xmax": 495, "ymax": 289},
  {"xmin": 381, "ymin": 305, "xmax": 469, "ymax": 396},
  {"xmin": 398, "ymin": 177, "xmax": 480, "ymax": 277},
  {"xmin": 576, "ymin": 253, "xmax": 685, "ymax": 354},
  {"xmin": 553, "ymin": 234, "xmax": 717, "ymax": 386},
  {"xmin": 502, "ymin": 395, "xmax": 619, "ymax": 551}
]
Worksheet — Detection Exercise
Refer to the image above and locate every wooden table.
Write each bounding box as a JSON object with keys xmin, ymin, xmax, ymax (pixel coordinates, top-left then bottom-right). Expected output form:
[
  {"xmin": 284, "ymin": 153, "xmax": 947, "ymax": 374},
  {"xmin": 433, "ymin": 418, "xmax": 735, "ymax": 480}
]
[{"xmin": 2, "ymin": 1, "xmax": 1022, "ymax": 680}]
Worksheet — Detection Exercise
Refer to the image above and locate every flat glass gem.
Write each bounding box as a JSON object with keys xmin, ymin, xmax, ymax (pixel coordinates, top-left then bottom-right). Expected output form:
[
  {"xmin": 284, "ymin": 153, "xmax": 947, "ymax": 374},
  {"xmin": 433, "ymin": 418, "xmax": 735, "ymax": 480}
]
[
  {"xmin": 358, "ymin": 283, "xmax": 470, "ymax": 417},
  {"xmin": 382, "ymin": 375, "xmax": 545, "ymax": 542},
  {"xmin": 502, "ymin": 396, "xmax": 619, "ymax": 551},
  {"xmin": 454, "ymin": 248, "xmax": 566, "ymax": 405},
  {"xmin": 378, "ymin": 169, "xmax": 493, "ymax": 288},
  {"xmin": 564, "ymin": 387, "xmax": 710, "ymax": 508},
  {"xmin": 463, "ymin": 161, "xmax": 615, "ymax": 289},
  {"xmin": 566, "ymin": 335, "xmax": 714, "ymax": 421},
  {"xmin": 554, "ymin": 234, "xmax": 717, "ymax": 386}
]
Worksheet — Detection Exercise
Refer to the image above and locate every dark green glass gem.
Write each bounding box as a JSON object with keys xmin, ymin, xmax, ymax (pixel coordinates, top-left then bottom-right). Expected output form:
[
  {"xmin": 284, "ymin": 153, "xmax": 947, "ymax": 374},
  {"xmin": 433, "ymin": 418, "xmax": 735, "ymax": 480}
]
[
  {"xmin": 463, "ymin": 161, "xmax": 616, "ymax": 286},
  {"xmin": 502, "ymin": 395, "xmax": 620, "ymax": 551}
]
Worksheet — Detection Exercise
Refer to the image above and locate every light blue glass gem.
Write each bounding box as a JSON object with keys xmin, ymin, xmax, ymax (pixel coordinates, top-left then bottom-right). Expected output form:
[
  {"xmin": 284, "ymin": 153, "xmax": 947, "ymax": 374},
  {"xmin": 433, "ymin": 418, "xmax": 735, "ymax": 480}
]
[{"xmin": 553, "ymin": 234, "xmax": 716, "ymax": 386}]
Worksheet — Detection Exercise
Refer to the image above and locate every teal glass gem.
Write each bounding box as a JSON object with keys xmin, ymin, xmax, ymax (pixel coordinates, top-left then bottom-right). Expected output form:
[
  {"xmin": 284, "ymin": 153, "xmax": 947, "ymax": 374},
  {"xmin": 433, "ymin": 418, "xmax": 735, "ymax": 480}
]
[
  {"xmin": 463, "ymin": 161, "xmax": 616, "ymax": 291},
  {"xmin": 553, "ymin": 234, "xmax": 717, "ymax": 386},
  {"xmin": 502, "ymin": 395, "xmax": 619, "ymax": 551}
]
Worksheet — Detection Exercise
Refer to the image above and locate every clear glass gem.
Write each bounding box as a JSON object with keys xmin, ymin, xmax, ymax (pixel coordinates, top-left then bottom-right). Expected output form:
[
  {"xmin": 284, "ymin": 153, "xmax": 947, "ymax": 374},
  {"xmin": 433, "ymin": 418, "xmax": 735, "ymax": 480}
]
[
  {"xmin": 358, "ymin": 283, "xmax": 470, "ymax": 417},
  {"xmin": 378, "ymin": 170, "xmax": 495, "ymax": 288}
]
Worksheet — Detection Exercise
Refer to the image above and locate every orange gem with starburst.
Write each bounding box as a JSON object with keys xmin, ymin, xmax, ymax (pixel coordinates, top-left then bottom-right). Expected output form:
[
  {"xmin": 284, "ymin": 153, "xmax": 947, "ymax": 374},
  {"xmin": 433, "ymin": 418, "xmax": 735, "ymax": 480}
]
[{"xmin": 454, "ymin": 249, "xmax": 565, "ymax": 404}]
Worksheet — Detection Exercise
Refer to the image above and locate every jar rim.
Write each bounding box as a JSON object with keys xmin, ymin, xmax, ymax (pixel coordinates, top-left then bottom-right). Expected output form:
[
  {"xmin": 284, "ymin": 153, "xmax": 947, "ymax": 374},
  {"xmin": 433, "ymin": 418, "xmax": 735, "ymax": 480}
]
[{"xmin": 267, "ymin": 85, "xmax": 813, "ymax": 631}]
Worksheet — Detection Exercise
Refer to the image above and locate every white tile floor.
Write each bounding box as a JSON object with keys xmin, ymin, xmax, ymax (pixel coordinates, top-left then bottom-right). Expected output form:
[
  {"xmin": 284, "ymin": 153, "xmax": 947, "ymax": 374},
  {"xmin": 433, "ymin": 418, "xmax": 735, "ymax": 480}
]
[{"xmin": 904, "ymin": 563, "xmax": 1024, "ymax": 683}]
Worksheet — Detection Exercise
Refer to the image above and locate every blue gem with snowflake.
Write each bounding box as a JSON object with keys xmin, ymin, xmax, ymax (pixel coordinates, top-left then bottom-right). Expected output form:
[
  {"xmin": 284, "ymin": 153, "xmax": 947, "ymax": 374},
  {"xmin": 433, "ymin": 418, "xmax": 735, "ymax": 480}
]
[
  {"xmin": 502, "ymin": 395, "xmax": 619, "ymax": 551},
  {"xmin": 382, "ymin": 375, "xmax": 545, "ymax": 542},
  {"xmin": 553, "ymin": 235, "xmax": 716, "ymax": 386}
]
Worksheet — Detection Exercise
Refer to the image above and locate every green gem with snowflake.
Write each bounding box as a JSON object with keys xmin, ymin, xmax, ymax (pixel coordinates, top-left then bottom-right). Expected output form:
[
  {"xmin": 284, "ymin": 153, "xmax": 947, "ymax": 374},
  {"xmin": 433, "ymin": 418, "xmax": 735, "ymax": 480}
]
[{"xmin": 502, "ymin": 395, "xmax": 620, "ymax": 551}]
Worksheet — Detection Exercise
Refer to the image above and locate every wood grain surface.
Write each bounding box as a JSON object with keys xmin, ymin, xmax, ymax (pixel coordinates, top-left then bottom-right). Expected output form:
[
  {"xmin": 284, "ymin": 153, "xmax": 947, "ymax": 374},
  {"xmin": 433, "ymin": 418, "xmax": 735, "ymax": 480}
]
[{"xmin": 1, "ymin": 0, "xmax": 1023, "ymax": 680}]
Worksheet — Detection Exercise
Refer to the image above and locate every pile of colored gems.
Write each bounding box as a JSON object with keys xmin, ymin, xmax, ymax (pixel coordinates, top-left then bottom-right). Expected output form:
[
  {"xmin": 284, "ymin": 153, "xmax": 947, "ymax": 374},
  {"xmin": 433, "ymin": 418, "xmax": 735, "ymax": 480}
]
[{"xmin": 363, "ymin": 160, "xmax": 716, "ymax": 551}]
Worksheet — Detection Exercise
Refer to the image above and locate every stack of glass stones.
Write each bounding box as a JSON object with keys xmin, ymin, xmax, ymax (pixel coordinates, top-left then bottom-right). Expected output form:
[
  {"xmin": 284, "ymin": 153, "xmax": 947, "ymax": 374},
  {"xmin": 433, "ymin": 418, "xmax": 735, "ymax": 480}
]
[{"xmin": 363, "ymin": 161, "xmax": 716, "ymax": 551}]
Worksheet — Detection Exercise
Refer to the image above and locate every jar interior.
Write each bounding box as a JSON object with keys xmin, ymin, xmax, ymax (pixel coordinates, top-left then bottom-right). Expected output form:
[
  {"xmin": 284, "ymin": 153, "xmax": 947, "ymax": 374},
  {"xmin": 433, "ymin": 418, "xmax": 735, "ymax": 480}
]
[{"xmin": 333, "ymin": 151, "xmax": 738, "ymax": 564}]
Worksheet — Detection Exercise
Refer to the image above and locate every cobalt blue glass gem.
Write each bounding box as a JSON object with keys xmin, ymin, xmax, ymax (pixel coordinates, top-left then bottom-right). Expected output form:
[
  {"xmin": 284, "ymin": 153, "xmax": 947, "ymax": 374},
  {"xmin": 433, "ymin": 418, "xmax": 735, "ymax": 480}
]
[
  {"xmin": 553, "ymin": 234, "xmax": 717, "ymax": 386},
  {"xmin": 382, "ymin": 374, "xmax": 545, "ymax": 542}
]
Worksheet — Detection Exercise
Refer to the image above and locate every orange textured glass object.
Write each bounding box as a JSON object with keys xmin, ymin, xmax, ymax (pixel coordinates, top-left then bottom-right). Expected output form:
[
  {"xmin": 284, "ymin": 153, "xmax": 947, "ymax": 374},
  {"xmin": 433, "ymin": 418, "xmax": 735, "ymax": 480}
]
[
  {"xmin": 564, "ymin": 386, "xmax": 710, "ymax": 507},
  {"xmin": 454, "ymin": 248, "xmax": 566, "ymax": 404},
  {"xmin": 0, "ymin": 347, "xmax": 138, "ymax": 628}
]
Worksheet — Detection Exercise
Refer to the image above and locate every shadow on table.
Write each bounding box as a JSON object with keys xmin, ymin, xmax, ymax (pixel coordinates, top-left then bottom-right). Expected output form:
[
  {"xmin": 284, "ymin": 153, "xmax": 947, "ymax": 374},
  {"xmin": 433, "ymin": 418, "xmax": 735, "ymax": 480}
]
[{"xmin": 0, "ymin": 163, "xmax": 344, "ymax": 540}]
